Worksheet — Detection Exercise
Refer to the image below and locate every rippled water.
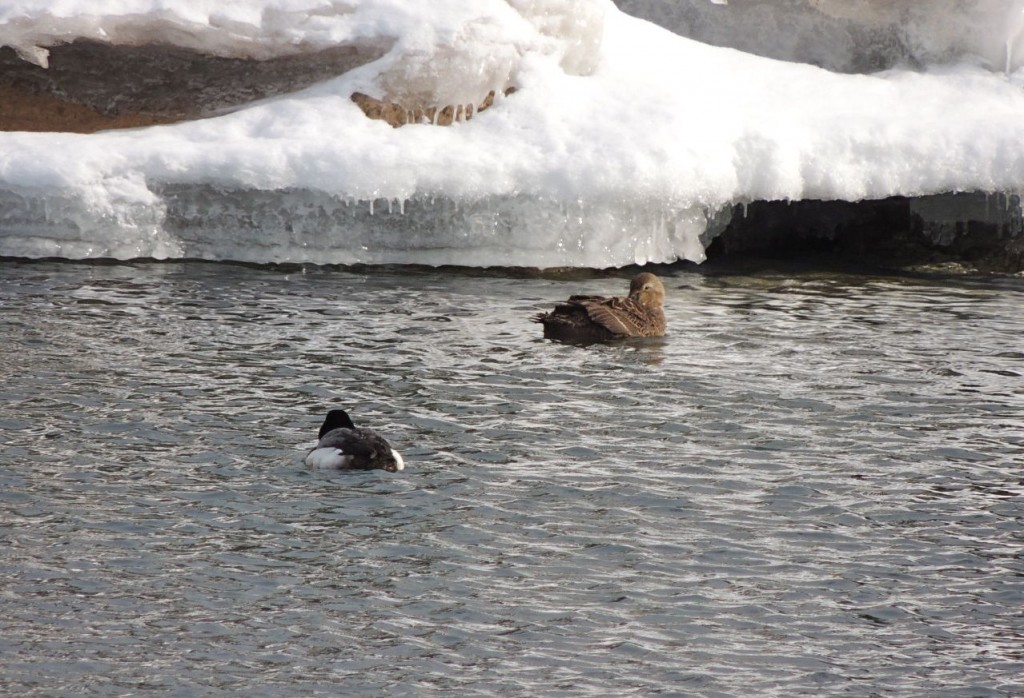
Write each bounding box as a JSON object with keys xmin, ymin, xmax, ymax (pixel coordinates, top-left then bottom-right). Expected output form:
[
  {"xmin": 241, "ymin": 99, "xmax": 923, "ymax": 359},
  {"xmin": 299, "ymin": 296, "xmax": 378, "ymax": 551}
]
[{"xmin": 2, "ymin": 259, "xmax": 1022, "ymax": 696}]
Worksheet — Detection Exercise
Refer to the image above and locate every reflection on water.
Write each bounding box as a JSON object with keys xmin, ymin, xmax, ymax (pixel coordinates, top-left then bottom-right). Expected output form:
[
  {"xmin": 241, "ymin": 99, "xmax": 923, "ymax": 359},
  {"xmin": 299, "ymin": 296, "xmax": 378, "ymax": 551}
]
[{"xmin": 1, "ymin": 260, "xmax": 1022, "ymax": 696}]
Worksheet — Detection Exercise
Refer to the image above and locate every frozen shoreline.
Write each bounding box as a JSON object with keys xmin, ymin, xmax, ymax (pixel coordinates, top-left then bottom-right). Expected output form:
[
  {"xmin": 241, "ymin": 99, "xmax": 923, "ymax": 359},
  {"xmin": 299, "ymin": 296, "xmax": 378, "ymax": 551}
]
[{"xmin": 1, "ymin": 0, "xmax": 1023, "ymax": 269}]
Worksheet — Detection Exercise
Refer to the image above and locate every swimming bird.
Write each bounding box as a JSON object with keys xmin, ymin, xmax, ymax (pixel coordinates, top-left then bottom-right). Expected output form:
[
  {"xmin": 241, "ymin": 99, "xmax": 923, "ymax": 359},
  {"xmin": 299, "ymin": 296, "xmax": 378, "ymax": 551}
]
[
  {"xmin": 533, "ymin": 272, "xmax": 667, "ymax": 342},
  {"xmin": 305, "ymin": 409, "xmax": 405, "ymax": 472}
]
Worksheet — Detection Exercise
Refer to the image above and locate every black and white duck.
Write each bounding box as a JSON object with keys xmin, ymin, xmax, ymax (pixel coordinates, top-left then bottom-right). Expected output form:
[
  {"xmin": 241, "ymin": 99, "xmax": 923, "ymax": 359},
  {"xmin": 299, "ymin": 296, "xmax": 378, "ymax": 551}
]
[{"xmin": 305, "ymin": 409, "xmax": 404, "ymax": 472}]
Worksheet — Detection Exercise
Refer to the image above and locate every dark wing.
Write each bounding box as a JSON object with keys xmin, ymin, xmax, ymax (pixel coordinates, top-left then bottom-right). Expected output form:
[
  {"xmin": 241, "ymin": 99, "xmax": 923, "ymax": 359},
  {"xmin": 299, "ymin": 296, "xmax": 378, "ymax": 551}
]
[
  {"xmin": 316, "ymin": 428, "xmax": 377, "ymax": 458},
  {"xmin": 317, "ymin": 427, "xmax": 397, "ymax": 469},
  {"xmin": 581, "ymin": 297, "xmax": 664, "ymax": 337},
  {"xmin": 532, "ymin": 295, "xmax": 609, "ymax": 324}
]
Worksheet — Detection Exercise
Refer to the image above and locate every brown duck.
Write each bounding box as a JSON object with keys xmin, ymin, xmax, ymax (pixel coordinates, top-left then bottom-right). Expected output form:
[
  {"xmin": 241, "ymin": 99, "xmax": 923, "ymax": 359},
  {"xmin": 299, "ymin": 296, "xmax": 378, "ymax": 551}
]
[{"xmin": 533, "ymin": 272, "xmax": 667, "ymax": 342}]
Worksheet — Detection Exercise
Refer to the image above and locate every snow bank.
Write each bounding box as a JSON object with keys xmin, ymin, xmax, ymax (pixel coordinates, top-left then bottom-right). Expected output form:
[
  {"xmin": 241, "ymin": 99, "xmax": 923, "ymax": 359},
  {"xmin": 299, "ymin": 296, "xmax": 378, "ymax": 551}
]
[{"xmin": 0, "ymin": 0, "xmax": 1022, "ymax": 267}]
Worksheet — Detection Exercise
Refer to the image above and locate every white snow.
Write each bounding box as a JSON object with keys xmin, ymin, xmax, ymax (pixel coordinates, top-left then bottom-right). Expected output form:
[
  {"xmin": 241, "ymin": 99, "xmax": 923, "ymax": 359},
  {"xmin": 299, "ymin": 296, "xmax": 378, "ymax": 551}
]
[{"xmin": 1, "ymin": 0, "xmax": 1023, "ymax": 267}]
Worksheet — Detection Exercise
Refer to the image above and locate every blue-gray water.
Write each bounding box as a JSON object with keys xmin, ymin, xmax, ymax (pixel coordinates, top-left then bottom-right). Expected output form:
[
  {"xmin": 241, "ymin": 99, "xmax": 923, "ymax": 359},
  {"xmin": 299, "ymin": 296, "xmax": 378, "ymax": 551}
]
[{"xmin": 1, "ymin": 260, "xmax": 1022, "ymax": 697}]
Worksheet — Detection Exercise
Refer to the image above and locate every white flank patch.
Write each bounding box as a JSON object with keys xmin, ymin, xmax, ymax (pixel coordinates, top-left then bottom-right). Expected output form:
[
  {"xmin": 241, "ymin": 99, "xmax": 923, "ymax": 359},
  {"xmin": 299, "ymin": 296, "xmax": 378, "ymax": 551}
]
[{"xmin": 305, "ymin": 447, "xmax": 354, "ymax": 470}]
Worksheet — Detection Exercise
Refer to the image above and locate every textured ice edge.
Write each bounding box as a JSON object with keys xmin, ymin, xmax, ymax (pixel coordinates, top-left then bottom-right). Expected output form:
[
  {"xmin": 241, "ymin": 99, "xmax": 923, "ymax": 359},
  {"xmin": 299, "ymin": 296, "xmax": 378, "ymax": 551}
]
[{"xmin": 0, "ymin": 184, "xmax": 731, "ymax": 267}]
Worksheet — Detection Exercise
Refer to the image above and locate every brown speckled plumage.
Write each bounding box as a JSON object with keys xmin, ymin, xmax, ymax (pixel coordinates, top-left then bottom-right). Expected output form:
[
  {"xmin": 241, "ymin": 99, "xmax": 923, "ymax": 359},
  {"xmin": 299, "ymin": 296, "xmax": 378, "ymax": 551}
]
[{"xmin": 533, "ymin": 272, "xmax": 667, "ymax": 342}]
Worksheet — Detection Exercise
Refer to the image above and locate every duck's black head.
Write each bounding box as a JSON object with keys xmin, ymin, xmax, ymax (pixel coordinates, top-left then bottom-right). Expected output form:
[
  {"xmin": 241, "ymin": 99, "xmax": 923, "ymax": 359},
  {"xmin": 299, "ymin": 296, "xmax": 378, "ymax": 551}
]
[{"xmin": 319, "ymin": 409, "xmax": 356, "ymax": 438}]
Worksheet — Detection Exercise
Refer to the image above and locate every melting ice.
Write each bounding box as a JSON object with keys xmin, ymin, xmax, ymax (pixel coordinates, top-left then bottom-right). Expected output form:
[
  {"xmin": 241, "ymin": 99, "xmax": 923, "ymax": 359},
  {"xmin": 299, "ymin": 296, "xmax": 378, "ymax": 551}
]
[{"xmin": 1, "ymin": 0, "xmax": 1024, "ymax": 267}]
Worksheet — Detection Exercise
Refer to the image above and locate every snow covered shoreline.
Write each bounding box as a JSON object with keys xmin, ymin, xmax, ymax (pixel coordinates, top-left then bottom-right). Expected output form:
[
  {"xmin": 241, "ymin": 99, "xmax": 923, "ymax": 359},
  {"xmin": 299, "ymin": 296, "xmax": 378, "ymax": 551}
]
[{"xmin": 1, "ymin": 0, "xmax": 1023, "ymax": 270}]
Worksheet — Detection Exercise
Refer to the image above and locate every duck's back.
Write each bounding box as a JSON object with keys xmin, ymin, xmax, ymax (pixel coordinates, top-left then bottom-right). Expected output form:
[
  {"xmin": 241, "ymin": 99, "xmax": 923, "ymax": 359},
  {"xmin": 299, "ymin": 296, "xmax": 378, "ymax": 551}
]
[
  {"xmin": 582, "ymin": 296, "xmax": 666, "ymax": 338},
  {"xmin": 309, "ymin": 427, "xmax": 397, "ymax": 470},
  {"xmin": 534, "ymin": 295, "xmax": 664, "ymax": 341},
  {"xmin": 534, "ymin": 295, "xmax": 619, "ymax": 342}
]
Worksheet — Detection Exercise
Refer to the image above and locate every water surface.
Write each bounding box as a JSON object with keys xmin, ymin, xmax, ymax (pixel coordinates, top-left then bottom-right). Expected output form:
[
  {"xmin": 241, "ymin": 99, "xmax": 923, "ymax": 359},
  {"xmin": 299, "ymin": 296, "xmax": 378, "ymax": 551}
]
[{"xmin": 1, "ymin": 260, "xmax": 1022, "ymax": 696}]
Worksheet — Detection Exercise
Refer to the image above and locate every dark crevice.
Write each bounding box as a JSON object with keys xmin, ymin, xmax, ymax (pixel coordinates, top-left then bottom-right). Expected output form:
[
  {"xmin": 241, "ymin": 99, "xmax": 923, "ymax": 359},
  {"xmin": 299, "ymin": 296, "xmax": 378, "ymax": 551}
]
[{"xmin": 707, "ymin": 194, "xmax": 1024, "ymax": 273}]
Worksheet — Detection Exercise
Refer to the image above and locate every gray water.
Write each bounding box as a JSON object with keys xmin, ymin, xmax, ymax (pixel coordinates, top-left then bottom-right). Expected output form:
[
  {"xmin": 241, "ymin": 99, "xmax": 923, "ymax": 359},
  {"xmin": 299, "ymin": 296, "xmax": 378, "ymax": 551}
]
[{"xmin": 1, "ymin": 260, "xmax": 1022, "ymax": 697}]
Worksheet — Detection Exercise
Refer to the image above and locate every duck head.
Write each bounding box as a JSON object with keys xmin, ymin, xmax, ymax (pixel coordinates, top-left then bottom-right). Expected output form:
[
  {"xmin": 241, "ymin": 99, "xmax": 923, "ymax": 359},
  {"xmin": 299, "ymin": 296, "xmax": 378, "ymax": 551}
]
[
  {"xmin": 629, "ymin": 272, "xmax": 665, "ymax": 308},
  {"xmin": 319, "ymin": 408, "xmax": 356, "ymax": 438}
]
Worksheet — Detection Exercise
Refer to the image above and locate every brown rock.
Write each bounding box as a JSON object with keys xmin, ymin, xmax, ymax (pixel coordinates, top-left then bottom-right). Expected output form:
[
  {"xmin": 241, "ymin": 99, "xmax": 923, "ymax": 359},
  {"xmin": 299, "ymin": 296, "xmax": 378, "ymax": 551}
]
[{"xmin": 350, "ymin": 87, "xmax": 515, "ymax": 128}]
